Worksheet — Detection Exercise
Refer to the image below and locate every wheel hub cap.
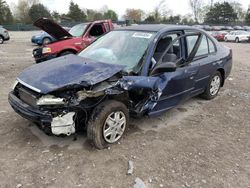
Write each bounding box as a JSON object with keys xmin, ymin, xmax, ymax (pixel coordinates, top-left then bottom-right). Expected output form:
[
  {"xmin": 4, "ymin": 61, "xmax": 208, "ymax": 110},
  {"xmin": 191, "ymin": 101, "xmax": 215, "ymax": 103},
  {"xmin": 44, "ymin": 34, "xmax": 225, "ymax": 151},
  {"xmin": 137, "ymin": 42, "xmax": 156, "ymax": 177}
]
[
  {"xmin": 103, "ymin": 111, "xmax": 126, "ymax": 143},
  {"xmin": 210, "ymin": 75, "xmax": 220, "ymax": 96}
]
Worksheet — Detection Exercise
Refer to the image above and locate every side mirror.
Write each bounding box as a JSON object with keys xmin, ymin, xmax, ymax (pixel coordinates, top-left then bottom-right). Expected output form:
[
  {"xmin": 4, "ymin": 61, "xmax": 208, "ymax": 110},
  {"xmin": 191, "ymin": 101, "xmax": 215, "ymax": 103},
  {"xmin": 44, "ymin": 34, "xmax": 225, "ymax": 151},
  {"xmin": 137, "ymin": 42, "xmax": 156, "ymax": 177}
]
[{"xmin": 151, "ymin": 62, "xmax": 177, "ymax": 75}]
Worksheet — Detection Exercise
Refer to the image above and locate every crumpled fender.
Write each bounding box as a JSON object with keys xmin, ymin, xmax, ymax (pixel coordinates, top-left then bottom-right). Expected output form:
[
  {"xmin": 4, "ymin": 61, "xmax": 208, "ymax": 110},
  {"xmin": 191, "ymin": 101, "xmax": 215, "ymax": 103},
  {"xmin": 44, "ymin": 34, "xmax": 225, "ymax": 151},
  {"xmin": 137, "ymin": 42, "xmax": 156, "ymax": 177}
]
[{"xmin": 119, "ymin": 74, "xmax": 170, "ymax": 113}]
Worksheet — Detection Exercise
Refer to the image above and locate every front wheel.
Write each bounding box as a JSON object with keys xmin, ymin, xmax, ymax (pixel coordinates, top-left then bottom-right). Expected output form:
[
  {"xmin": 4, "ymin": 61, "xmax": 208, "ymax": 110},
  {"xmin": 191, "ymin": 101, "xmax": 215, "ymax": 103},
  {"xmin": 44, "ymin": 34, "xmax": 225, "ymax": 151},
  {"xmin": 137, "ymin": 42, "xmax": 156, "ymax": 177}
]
[
  {"xmin": 235, "ymin": 37, "xmax": 240, "ymax": 43},
  {"xmin": 201, "ymin": 71, "xmax": 222, "ymax": 100},
  {"xmin": 87, "ymin": 100, "xmax": 129, "ymax": 149}
]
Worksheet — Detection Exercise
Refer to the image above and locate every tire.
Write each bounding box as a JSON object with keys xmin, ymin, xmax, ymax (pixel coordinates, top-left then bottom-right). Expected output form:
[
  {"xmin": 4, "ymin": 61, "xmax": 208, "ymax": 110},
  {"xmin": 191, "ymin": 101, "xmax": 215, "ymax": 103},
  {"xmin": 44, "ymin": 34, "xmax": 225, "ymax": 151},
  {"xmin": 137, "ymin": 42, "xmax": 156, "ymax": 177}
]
[
  {"xmin": 87, "ymin": 100, "xmax": 129, "ymax": 149},
  {"xmin": 42, "ymin": 37, "xmax": 52, "ymax": 45},
  {"xmin": 235, "ymin": 37, "xmax": 240, "ymax": 43},
  {"xmin": 59, "ymin": 51, "xmax": 74, "ymax": 56},
  {"xmin": 0, "ymin": 36, "xmax": 4, "ymax": 44},
  {"xmin": 224, "ymin": 37, "xmax": 228, "ymax": 42},
  {"xmin": 200, "ymin": 71, "xmax": 222, "ymax": 100}
]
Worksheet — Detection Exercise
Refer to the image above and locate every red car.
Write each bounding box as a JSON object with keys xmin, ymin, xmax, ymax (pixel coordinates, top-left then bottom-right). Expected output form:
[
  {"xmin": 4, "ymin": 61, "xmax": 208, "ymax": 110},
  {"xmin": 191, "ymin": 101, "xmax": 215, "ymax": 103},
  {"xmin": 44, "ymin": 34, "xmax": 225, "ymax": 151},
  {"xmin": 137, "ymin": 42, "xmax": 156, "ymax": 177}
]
[
  {"xmin": 33, "ymin": 18, "xmax": 114, "ymax": 63},
  {"xmin": 211, "ymin": 31, "xmax": 228, "ymax": 41}
]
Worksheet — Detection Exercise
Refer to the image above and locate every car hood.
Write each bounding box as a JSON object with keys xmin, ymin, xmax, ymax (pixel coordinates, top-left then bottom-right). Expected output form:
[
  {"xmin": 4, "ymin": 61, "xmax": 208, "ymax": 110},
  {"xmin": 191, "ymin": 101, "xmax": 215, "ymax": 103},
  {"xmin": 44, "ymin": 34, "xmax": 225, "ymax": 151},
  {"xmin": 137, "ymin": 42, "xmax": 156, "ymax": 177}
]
[
  {"xmin": 17, "ymin": 54, "xmax": 125, "ymax": 94},
  {"xmin": 34, "ymin": 18, "xmax": 72, "ymax": 40}
]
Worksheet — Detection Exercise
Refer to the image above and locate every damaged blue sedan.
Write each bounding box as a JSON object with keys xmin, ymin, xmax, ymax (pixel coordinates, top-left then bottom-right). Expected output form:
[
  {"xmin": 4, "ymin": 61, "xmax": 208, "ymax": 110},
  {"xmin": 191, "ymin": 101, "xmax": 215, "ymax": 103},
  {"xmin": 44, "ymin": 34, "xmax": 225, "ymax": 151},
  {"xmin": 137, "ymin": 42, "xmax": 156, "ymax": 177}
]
[{"xmin": 9, "ymin": 25, "xmax": 232, "ymax": 149}]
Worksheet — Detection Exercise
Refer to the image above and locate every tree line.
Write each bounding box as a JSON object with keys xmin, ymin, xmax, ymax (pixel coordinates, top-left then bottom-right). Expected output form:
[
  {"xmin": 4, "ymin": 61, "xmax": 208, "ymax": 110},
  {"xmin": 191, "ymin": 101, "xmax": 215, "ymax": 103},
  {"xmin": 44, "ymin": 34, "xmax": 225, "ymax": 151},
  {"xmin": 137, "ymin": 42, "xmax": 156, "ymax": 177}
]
[{"xmin": 0, "ymin": 0, "xmax": 250, "ymax": 25}]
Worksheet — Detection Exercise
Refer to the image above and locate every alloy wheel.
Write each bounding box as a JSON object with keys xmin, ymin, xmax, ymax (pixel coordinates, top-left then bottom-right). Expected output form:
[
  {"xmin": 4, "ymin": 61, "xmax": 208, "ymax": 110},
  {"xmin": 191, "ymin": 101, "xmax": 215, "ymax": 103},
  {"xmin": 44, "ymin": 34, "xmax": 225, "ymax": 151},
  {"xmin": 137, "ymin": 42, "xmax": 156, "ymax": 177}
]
[{"xmin": 103, "ymin": 111, "xmax": 126, "ymax": 143}]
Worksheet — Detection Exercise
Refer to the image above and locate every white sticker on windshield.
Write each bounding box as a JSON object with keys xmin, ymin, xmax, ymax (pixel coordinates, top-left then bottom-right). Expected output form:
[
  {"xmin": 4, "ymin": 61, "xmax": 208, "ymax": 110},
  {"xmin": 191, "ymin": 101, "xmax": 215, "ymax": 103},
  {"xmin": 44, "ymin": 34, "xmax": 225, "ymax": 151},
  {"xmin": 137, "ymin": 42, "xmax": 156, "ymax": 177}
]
[{"xmin": 132, "ymin": 32, "xmax": 153, "ymax": 39}]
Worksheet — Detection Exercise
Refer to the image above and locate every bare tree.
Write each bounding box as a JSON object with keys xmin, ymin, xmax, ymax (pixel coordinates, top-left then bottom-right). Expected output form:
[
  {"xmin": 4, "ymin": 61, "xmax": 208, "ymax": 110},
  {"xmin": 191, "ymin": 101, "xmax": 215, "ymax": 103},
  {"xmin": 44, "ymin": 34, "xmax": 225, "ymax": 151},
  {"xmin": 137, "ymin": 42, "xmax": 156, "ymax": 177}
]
[
  {"xmin": 189, "ymin": 0, "xmax": 204, "ymax": 23},
  {"xmin": 153, "ymin": 0, "xmax": 172, "ymax": 22}
]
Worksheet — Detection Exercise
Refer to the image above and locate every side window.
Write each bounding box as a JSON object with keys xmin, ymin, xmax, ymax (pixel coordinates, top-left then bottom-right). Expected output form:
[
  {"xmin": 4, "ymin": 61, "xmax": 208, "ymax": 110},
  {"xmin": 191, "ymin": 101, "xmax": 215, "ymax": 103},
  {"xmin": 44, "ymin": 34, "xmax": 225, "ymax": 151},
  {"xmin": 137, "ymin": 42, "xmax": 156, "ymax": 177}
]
[
  {"xmin": 186, "ymin": 35, "xmax": 198, "ymax": 56},
  {"xmin": 195, "ymin": 35, "xmax": 209, "ymax": 56},
  {"xmin": 186, "ymin": 34, "xmax": 209, "ymax": 57},
  {"xmin": 208, "ymin": 38, "xmax": 216, "ymax": 53},
  {"xmin": 153, "ymin": 33, "xmax": 181, "ymax": 63},
  {"xmin": 89, "ymin": 24, "xmax": 105, "ymax": 37}
]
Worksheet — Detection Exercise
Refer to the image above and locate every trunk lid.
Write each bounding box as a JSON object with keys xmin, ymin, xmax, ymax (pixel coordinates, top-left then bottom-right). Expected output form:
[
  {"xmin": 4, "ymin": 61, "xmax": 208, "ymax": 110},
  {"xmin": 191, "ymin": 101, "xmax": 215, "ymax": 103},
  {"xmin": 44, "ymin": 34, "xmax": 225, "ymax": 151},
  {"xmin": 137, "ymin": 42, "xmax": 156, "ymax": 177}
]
[{"xmin": 17, "ymin": 55, "xmax": 124, "ymax": 94}]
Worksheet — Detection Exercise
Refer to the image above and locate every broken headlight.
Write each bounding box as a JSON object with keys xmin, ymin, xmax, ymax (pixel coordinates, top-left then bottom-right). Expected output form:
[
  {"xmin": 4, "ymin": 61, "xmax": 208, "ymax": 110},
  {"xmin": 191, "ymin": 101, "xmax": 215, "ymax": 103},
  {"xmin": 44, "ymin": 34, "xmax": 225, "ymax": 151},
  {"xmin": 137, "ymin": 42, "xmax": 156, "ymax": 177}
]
[{"xmin": 36, "ymin": 95, "xmax": 65, "ymax": 106}]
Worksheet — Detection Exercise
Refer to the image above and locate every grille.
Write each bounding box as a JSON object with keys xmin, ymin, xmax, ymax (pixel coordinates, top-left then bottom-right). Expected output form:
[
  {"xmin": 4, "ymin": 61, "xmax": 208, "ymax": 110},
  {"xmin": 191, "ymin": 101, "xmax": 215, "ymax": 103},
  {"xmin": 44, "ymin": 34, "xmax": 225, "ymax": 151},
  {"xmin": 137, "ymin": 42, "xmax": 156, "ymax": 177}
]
[{"xmin": 17, "ymin": 86, "xmax": 39, "ymax": 107}]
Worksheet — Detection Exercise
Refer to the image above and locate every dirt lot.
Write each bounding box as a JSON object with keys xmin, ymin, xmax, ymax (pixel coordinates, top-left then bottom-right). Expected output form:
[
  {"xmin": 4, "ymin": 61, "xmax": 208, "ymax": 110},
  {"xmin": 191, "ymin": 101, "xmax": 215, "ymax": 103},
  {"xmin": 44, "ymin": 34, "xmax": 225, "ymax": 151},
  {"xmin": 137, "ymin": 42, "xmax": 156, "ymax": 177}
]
[{"xmin": 0, "ymin": 31, "xmax": 249, "ymax": 188}]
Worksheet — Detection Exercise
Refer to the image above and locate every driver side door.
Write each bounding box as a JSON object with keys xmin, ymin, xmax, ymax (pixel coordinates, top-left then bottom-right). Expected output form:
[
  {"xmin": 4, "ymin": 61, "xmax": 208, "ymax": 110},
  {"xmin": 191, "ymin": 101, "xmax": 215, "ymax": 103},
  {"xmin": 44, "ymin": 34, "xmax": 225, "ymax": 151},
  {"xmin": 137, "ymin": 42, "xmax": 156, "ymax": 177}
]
[{"xmin": 148, "ymin": 32, "xmax": 200, "ymax": 116}]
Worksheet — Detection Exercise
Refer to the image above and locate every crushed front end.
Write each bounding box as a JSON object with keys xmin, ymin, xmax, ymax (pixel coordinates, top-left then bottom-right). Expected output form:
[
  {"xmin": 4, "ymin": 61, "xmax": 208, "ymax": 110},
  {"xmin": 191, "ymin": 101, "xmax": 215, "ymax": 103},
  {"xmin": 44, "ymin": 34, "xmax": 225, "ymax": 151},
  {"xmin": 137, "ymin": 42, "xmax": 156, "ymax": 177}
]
[{"xmin": 8, "ymin": 78, "xmax": 127, "ymax": 136}]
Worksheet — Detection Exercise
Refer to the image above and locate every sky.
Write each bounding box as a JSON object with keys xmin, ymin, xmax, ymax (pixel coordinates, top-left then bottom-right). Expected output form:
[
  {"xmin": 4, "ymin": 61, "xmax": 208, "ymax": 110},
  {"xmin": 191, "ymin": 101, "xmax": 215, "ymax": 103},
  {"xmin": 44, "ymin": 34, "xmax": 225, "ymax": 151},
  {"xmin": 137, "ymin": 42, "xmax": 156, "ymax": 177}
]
[{"xmin": 6, "ymin": 0, "xmax": 250, "ymax": 19}]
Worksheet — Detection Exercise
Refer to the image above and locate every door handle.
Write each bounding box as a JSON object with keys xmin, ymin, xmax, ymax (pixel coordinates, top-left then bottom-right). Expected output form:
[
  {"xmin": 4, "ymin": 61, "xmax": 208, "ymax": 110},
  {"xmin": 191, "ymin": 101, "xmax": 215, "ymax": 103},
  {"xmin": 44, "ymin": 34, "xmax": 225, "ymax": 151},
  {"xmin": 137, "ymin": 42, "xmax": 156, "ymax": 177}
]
[{"xmin": 186, "ymin": 70, "xmax": 197, "ymax": 75}]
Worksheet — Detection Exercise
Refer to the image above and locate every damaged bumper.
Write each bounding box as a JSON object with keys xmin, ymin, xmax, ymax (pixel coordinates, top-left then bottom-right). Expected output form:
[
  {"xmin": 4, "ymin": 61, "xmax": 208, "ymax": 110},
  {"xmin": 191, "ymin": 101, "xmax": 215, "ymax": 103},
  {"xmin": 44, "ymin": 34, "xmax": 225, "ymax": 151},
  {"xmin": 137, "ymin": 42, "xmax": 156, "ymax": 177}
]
[{"xmin": 8, "ymin": 92, "xmax": 76, "ymax": 136}]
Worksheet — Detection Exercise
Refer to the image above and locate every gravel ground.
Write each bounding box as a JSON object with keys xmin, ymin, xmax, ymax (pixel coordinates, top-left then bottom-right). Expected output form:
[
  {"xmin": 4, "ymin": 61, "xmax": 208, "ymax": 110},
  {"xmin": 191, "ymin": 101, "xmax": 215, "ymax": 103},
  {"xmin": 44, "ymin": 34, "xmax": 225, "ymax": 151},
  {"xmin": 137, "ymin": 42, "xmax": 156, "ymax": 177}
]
[{"xmin": 0, "ymin": 31, "xmax": 249, "ymax": 188}]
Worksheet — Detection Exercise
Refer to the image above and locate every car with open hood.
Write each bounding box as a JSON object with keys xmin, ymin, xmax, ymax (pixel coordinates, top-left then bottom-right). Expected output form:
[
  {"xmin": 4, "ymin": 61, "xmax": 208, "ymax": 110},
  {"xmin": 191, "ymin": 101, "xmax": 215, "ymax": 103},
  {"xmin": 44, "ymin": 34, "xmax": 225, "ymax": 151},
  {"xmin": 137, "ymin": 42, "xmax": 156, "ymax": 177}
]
[
  {"xmin": 32, "ymin": 18, "xmax": 114, "ymax": 63},
  {"xmin": 9, "ymin": 25, "xmax": 232, "ymax": 149}
]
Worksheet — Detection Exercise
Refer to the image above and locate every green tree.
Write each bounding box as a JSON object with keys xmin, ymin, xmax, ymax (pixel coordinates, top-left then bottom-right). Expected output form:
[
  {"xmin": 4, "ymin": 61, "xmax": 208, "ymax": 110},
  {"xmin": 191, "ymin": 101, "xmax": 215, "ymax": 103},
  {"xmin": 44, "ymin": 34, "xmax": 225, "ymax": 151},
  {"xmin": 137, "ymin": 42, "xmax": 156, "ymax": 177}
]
[
  {"xmin": 103, "ymin": 10, "xmax": 118, "ymax": 21},
  {"xmin": 51, "ymin": 11, "xmax": 61, "ymax": 22},
  {"xmin": 144, "ymin": 15, "xmax": 156, "ymax": 23},
  {"xmin": 28, "ymin": 3, "xmax": 51, "ymax": 22},
  {"xmin": 67, "ymin": 1, "xmax": 86, "ymax": 22},
  {"xmin": 205, "ymin": 2, "xmax": 237, "ymax": 24},
  {"xmin": 0, "ymin": 0, "xmax": 14, "ymax": 24},
  {"xmin": 246, "ymin": 8, "xmax": 250, "ymax": 25}
]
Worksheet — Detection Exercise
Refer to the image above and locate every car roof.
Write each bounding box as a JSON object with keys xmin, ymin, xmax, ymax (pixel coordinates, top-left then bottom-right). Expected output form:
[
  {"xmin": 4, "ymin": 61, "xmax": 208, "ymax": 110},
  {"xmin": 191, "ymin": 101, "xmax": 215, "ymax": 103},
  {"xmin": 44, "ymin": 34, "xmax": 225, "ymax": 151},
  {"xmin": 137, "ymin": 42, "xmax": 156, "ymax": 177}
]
[{"xmin": 116, "ymin": 24, "xmax": 197, "ymax": 33}]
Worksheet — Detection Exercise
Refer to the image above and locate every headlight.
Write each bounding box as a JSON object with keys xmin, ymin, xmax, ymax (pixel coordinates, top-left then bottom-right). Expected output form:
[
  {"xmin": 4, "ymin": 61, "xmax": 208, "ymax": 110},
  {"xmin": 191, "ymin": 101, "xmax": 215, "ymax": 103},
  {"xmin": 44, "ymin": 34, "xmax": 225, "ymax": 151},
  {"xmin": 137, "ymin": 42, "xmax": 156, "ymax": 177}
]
[
  {"xmin": 12, "ymin": 80, "xmax": 19, "ymax": 90},
  {"xmin": 37, "ymin": 95, "xmax": 65, "ymax": 106},
  {"xmin": 42, "ymin": 47, "xmax": 52, "ymax": 54}
]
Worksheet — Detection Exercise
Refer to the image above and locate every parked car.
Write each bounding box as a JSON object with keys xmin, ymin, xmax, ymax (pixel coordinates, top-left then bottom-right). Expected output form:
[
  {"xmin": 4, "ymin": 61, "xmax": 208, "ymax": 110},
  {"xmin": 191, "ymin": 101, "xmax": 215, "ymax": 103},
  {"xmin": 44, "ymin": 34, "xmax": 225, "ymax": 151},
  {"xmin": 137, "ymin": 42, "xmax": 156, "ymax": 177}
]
[
  {"xmin": 33, "ymin": 18, "xmax": 114, "ymax": 63},
  {"xmin": 211, "ymin": 31, "xmax": 228, "ymax": 41},
  {"xmin": 233, "ymin": 26, "xmax": 244, "ymax": 30},
  {"xmin": 224, "ymin": 30, "xmax": 250, "ymax": 43},
  {"xmin": 31, "ymin": 27, "xmax": 70, "ymax": 45},
  {"xmin": 243, "ymin": 26, "xmax": 250, "ymax": 31},
  {"xmin": 225, "ymin": 26, "xmax": 234, "ymax": 31},
  {"xmin": 9, "ymin": 25, "xmax": 232, "ymax": 149},
  {"xmin": 0, "ymin": 25, "xmax": 10, "ymax": 44}
]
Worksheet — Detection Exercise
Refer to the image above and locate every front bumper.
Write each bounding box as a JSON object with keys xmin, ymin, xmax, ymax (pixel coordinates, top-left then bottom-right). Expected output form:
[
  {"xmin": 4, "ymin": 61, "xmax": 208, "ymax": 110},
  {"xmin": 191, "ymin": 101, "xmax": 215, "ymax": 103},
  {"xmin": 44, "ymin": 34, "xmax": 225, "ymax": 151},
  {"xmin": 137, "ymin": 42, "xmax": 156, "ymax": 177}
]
[
  {"xmin": 33, "ymin": 48, "xmax": 57, "ymax": 63},
  {"xmin": 8, "ymin": 91, "xmax": 52, "ymax": 125},
  {"xmin": 9, "ymin": 91, "xmax": 77, "ymax": 136},
  {"xmin": 4, "ymin": 36, "xmax": 10, "ymax": 41}
]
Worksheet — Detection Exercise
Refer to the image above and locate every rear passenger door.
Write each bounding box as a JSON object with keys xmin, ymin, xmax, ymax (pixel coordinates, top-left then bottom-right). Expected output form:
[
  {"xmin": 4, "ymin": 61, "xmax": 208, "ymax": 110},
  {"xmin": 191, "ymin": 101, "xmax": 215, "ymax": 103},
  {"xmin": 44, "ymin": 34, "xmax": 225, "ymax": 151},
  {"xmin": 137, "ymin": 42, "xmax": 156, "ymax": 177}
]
[{"xmin": 185, "ymin": 31, "xmax": 218, "ymax": 96}]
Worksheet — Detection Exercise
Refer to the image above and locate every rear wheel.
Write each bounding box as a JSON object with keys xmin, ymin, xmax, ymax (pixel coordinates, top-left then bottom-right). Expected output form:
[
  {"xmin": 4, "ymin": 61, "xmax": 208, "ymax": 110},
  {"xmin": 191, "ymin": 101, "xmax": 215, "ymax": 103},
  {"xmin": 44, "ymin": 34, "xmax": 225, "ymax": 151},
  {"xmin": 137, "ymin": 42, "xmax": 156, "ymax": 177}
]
[
  {"xmin": 201, "ymin": 71, "xmax": 222, "ymax": 100},
  {"xmin": 224, "ymin": 37, "xmax": 228, "ymax": 42},
  {"xmin": 87, "ymin": 100, "xmax": 129, "ymax": 149},
  {"xmin": 0, "ymin": 36, "xmax": 4, "ymax": 44},
  {"xmin": 235, "ymin": 37, "xmax": 240, "ymax": 43},
  {"xmin": 42, "ymin": 37, "xmax": 52, "ymax": 45}
]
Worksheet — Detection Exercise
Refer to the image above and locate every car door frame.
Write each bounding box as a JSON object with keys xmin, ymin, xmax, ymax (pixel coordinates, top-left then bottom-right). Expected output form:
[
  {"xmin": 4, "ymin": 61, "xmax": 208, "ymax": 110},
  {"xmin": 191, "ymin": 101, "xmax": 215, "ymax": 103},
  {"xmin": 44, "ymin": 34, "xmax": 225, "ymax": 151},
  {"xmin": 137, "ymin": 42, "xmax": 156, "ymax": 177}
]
[{"xmin": 145, "ymin": 31, "xmax": 203, "ymax": 116}]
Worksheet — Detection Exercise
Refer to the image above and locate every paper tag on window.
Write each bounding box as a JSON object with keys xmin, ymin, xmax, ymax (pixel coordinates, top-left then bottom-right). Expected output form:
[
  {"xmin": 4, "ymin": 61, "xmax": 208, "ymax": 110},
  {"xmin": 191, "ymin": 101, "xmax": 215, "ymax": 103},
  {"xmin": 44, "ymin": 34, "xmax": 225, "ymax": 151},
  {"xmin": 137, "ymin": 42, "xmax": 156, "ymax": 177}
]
[{"xmin": 132, "ymin": 32, "xmax": 153, "ymax": 39}]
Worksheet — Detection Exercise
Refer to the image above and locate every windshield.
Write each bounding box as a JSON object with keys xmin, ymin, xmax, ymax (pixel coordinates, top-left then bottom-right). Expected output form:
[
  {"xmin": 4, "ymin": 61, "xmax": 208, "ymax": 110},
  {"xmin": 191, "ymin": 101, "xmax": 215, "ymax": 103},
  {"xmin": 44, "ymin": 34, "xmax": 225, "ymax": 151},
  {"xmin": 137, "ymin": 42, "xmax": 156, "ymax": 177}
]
[
  {"xmin": 69, "ymin": 24, "xmax": 87, "ymax": 37},
  {"xmin": 79, "ymin": 30, "xmax": 156, "ymax": 72}
]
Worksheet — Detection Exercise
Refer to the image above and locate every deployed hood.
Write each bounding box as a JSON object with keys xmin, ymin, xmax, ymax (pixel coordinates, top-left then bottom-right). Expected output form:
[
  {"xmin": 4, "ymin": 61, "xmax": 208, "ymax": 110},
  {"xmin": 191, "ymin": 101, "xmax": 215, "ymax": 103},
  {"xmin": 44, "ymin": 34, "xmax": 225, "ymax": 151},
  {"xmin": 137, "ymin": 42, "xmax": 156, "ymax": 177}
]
[
  {"xmin": 34, "ymin": 18, "xmax": 72, "ymax": 40},
  {"xmin": 17, "ymin": 55, "xmax": 125, "ymax": 94}
]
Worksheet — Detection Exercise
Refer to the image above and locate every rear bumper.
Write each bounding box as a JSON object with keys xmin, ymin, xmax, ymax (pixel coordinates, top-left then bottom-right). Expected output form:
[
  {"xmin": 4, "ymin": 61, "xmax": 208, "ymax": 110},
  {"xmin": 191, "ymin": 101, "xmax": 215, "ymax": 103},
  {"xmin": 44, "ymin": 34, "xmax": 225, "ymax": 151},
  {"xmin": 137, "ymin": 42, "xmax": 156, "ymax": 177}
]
[{"xmin": 8, "ymin": 91, "xmax": 52, "ymax": 125}]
